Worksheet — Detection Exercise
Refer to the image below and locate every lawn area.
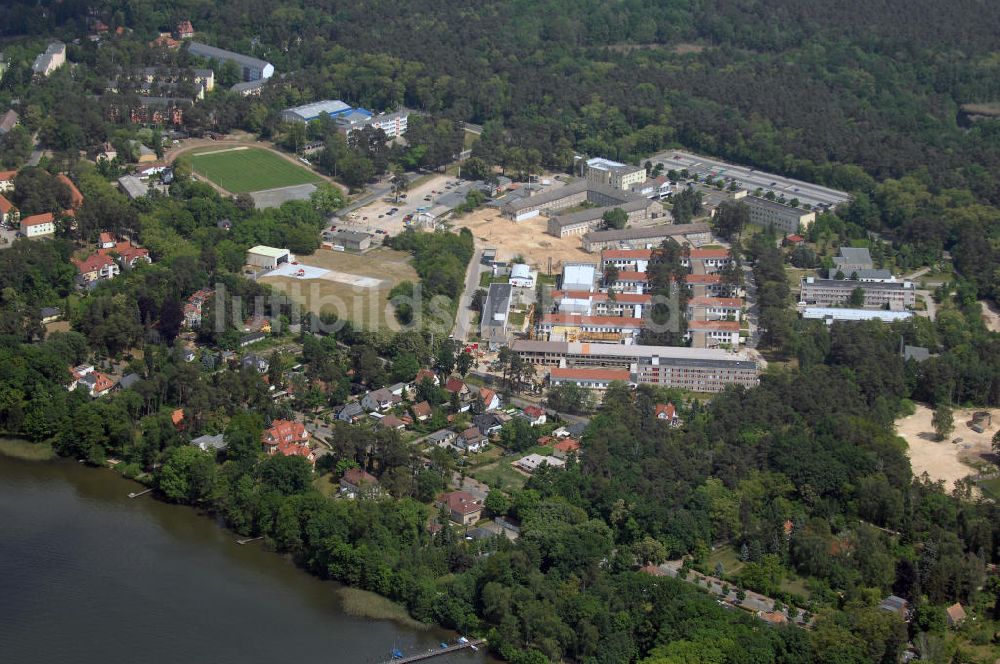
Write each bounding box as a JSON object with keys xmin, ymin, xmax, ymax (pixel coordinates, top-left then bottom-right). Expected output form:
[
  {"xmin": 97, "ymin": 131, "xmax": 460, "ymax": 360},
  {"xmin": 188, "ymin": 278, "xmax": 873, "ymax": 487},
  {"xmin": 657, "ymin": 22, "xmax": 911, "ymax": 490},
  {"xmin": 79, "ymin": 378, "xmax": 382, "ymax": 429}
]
[
  {"xmin": 707, "ymin": 544, "xmax": 745, "ymax": 577},
  {"xmin": 187, "ymin": 146, "xmax": 323, "ymax": 193},
  {"xmin": 479, "ymin": 272, "xmax": 508, "ymax": 288},
  {"xmin": 313, "ymin": 472, "xmax": 340, "ymax": 498},
  {"xmin": 471, "ymin": 459, "xmax": 527, "ymax": 491},
  {"xmin": 463, "ymin": 129, "xmax": 479, "ymax": 150},
  {"xmin": 979, "ymin": 477, "xmax": 1000, "ymax": 500}
]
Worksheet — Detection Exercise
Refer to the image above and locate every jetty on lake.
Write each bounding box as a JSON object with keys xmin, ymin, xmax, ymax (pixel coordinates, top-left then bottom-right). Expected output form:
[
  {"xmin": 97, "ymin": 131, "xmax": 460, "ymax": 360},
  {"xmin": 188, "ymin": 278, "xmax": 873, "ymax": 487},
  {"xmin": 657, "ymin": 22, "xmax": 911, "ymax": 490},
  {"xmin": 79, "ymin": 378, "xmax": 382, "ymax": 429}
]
[{"xmin": 385, "ymin": 638, "xmax": 486, "ymax": 663}]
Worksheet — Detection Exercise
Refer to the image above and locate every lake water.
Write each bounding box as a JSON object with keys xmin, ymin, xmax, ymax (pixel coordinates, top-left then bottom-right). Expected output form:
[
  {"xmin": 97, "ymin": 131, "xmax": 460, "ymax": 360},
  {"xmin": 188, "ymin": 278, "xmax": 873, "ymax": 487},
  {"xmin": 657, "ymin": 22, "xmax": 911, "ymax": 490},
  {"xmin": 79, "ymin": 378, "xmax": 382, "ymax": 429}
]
[{"xmin": 0, "ymin": 455, "xmax": 491, "ymax": 664}]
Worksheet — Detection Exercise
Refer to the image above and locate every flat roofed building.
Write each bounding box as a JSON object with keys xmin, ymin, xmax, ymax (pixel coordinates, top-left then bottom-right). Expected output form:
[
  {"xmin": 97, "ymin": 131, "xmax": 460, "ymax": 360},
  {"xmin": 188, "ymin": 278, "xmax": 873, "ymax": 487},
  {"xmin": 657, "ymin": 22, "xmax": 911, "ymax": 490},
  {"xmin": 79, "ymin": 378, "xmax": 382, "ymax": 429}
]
[
  {"xmin": 582, "ymin": 223, "xmax": 711, "ymax": 253},
  {"xmin": 562, "ymin": 263, "xmax": 597, "ymax": 292},
  {"xmin": 550, "ymin": 367, "xmax": 632, "ymax": 389},
  {"xmin": 538, "ymin": 313, "xmax": 644, "ymax": 343},
  {"xmin": 687, "ymin": 297, "xmax": 742, "ymax": 321},
  {"xmin": 685, "ymin": 319, "xmax": 742, "ymax": 348},
  {"xmin": 585, "ymin": 158, "xmax": 646, "ymax": 191},
  {"xmin": 511, "ymin": 340, "xmax": 759, "ymax": 393},
  {"xmin": 281, "ymin": 99, "xmax": 352, "ymax": 124},
  {"xmin": 327, "ymin": 229, "xmax": 372, "ymax": 251},
  {"xmin": 500, "ymin": 179, "xmax": 641, "ymax": 221},
  {"xmin": 547, "ymin": 197, "xmax": 664, "ymax": 238},
  {"xmin": 801, "ymin": 307, "xmax": 914, "ymax": 324},
  {"xmin": 187, "ymin": 41, "xmax": 274, "ymax": 81},
  {"xmin": 481, "ymin": 283, "xmax": 513, "ymax": 346},
  {"xmin": 744, "ymin": 196, "xmax": 816, "ymax": 235},
  {"xmin": 799, "ymin": 277, "xmax": 915, "ymax": 309},
  {"xmin": 601, "ymin": 249, "xmax": 651, "ymax": 272},
  {"xmin": 246, "ymin": 245, "xmax": 292, "ymax": 269}
]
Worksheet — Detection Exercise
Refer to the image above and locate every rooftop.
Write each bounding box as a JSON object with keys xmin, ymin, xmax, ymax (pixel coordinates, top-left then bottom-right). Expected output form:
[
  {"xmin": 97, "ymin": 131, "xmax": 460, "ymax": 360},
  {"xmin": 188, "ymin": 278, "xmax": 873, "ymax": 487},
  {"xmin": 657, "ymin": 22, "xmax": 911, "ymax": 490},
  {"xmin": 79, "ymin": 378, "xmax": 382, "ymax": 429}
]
[
  {"xmin": 583, "ymin": 222, "xmax": 710, "ymax": 244},
  {"xmin": 283, "ymin": 99, "xmax": 352, "ymax": 120},
  {"xmin": 551, "ymin": 367, "xmax": 631, "ymax": 382},
  {"xmin": 187, "ymin": 41, "xmax": 272, "ymax": 72}
]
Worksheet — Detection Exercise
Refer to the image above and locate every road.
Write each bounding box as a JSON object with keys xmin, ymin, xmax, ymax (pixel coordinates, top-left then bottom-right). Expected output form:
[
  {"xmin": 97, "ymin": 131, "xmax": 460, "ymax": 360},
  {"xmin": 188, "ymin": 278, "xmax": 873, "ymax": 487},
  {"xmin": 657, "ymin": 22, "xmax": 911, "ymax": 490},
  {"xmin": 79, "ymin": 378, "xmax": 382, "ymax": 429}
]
[
  {"xmin": 452, "ymin": 250, "xmax": 485, "ymax": 341},
  {"xmin": 333, "ymin": 181, "xmax": 392, "ymax": 218}
]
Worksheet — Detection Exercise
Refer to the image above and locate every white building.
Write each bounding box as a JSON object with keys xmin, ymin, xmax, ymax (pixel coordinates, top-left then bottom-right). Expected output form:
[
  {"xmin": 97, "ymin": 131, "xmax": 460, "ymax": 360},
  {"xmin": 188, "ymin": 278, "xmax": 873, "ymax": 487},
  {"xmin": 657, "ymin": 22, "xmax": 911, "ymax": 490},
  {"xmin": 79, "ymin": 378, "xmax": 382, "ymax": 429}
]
[
  {"xmin": 561, "ymin": 263, "xmax": 597, "ymax": 292},
  {"xmin": 745, "ymin": 196, "xmax": 816, "ymax": 235},
  {"xmin": 281, "ymin": 100, "xmax": 352, "ymax": 124},
  {"xmin": 246, "ymin": 245, "xmax": 292, "ymax": 269},
  {"xmin": 508, "ymin": 263, "xmax": 536, "ymax": 288},
  {"xmin": 801, "ymin": 308, "xmax": 914, "ymax": 325},
  {"xmin": 585, "ymin": 158, "xmax": 646, "ymax": 191},
  {"xmin": 20, "ymin": 212, "xmax": 56, "ymax": 238},
  {"xmin": 187, "ymin": 42, "xmax": 273, "ymax": 81},
  {"xmin": 32, "ymin": 42, "xmax": 66, "ymax": 77}
]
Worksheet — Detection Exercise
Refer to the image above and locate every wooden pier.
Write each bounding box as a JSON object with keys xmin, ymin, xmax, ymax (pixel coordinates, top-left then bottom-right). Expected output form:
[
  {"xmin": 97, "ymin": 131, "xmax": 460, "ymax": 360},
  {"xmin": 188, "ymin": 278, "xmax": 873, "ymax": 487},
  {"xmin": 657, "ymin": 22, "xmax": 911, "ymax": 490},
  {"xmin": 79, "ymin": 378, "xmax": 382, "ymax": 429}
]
[
  {"xmin": 128, "ymin": 488, "xmax": 153, "ymax": 499},
  {"xmin": 384, "ymin": 639, "xmax": 486, "ymax": 663}
]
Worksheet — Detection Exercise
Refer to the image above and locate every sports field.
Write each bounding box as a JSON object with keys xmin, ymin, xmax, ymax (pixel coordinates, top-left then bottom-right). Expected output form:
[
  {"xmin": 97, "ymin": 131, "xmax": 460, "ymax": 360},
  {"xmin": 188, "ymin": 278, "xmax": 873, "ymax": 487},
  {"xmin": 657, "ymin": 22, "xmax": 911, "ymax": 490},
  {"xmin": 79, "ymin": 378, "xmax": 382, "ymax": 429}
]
[{"xmin": 187, "ymin": 147, "xmax": 323, "ymax": 193}]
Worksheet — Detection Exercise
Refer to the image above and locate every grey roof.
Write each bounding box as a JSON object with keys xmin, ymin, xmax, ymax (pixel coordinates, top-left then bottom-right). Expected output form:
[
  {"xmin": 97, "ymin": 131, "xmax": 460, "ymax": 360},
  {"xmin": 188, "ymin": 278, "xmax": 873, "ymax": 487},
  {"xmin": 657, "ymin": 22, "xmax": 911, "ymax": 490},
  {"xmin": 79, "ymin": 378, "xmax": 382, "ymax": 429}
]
[
  {"xmin": 191, "ymin": 433, "xmax": 227, "ymax": 450},
  {"xmin": 338, "ymin": 402, "xmax": 365, "ymax": 419},
  {"xmin": 187, "ymin": 42, "xmax": 270, "ymax": 71},
  {"xmin": 582, "ymin": 222, "xmax": 711, "ymax": 244},
  {"xmin": 834, "ymin": 247, "xmax": 873, "ymax": 266},
  {"xmin": 118, "ymin": 373, "xmax": 142, "ymax": 389},
  {"xmin": 230, "ymin": 79, "xmax": 266, "ymax": 93},
  {"xmin": 826, "ymin": 268, "xmax": 892, "ymax": 280},
  {"xmin": 0, "ymin": 109, "xmax": 18, "ymax": 134},
  {"xmin": 39, "ymin": 306, "xmax": 61, "ymax": 318},
  {"xmin": 501, "ymin": 179, "xmax": 639, "ymax": 214},
  {"xmin": 482, "ymin": 283, "xmax": 513, "ymax": 331},
  {"xmin": 427, "ymin": 429, "xmax": 456, "ymax": 443},
  {"xmin": 565, "ymin": 421, "xmax": 588, "ymax": 437},
  {"xmin": 511, "ymin": 339, "xmax": 758, "ymax": 370},
  {"xmin": 118, "ymin": 175, "xmax": 149, "ymax": 199},
  {"xmin": 744, "ymin": 195, "xmax": 813, "ymax": 216},
  {"xmin": 903, "ymin": 345, "xmax": 931, "ymax": 363},
  {"xmin": 802, "ymin": 278, "xmax": 914, "ymax": 291},
  {"xmin": 550, "ymin": 198, "xmax": 651, "ymax": 229},
  {"xmin": 330, "ymin": 229, "xmax": 372, "ymax": 243}
]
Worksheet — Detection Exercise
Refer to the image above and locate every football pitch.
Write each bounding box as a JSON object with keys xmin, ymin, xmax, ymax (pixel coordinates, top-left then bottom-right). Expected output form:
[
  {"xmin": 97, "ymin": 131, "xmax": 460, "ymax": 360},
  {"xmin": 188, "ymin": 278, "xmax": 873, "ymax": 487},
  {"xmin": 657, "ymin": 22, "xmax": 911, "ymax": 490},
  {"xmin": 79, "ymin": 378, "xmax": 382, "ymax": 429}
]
[{"xmin": 187, "ymin": 147, "xmax": 323, "ymax": 193}]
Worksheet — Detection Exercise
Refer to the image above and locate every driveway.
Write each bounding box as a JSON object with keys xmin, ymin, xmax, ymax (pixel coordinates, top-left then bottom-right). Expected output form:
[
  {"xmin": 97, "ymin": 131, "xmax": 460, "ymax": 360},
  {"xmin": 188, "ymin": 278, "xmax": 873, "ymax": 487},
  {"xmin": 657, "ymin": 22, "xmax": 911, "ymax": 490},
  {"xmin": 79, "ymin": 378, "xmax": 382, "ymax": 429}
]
[{"xmin": 452, "ymin": 250, "xmax": 485, "ymax": 341}]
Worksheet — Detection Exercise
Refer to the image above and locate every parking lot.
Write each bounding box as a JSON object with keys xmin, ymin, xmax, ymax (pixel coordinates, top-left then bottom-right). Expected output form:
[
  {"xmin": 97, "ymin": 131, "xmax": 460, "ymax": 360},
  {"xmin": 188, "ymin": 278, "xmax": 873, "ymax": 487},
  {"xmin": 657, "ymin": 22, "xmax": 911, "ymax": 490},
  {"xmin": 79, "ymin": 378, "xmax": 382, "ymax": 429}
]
[{"xmin": 335, "ymin": 173, "xmax": 480, "ymax": 238}]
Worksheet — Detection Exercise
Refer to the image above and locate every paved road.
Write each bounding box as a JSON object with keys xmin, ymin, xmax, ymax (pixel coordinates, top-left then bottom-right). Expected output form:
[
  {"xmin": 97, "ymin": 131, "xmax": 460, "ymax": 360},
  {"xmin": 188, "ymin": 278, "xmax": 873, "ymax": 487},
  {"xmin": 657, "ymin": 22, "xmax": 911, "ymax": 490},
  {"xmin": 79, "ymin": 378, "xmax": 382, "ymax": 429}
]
[
  {"xmin": 334, "ymin": 181, "xmax": 392, "ymax": 218},
  {"xmin": 452, "ymin": 250, "xmax": 485, "ymax": 341}
]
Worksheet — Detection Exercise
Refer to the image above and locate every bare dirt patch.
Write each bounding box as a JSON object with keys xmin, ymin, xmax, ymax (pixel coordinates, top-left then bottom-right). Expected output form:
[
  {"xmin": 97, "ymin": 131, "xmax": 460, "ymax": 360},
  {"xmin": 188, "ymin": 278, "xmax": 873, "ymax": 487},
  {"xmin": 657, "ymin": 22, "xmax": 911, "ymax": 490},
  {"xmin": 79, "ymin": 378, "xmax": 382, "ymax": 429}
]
[
  {"xmin": 896, "ymin": 404, "xmax": 998, "ymax": 490},
  {"xmin": 260, "ymin": 246, "xmax": 418, "ymax": 330},
  {"xmin": 980, "ymin": 300, "xmax": 1000, "ymax": 333},
  {"xmin": 451, "ymin": 208, "xmax": 593, "ymax": 272}
]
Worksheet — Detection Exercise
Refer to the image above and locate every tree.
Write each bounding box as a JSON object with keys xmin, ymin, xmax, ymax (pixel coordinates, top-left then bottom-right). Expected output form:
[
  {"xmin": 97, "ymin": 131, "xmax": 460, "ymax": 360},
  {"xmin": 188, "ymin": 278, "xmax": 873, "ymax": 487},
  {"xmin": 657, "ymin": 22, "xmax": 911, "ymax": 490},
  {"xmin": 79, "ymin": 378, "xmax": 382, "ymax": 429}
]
[
  {"xmin": 602, "ymin": 207, "xmax": 628, "ymax": 230},
  {"xmin": 713, "ymin": 202, "xmax": 748, "ymax": 241},
  {"xmin": 848, "ymin": 287, "xmax": 866, "ymax": 307},
  {"xmin": 157, "ymin": 446, "xmax": 217, "ymax": 503},
  {"xmin": 932, "ymin": 404, "xmax": 954, "ymax": 441},
  {"xmin": 790, "ymin": 244, "xmax": 817, "ymax": 268},
  {"xmin": 456, "ymin": 351, "xmax": 474, "ymax": 376},
  {"xmin": 310, "ymin": 184, "xmax": 345, "ymax": 214},
  {"xmin": 260, "ymin": 454, "xmax": 314, "ymax": 496}
]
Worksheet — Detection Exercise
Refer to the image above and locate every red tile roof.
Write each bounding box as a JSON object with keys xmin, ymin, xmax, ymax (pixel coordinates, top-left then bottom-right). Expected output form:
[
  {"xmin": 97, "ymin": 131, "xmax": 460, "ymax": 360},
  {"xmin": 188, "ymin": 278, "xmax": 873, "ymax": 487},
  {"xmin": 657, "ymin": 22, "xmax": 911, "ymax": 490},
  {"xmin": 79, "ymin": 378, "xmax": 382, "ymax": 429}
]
[
  {"xmin": 523, "ymin": 405, "xmax": 545, "ymax": 419},
  {"xmin": 551, "ymin": 367, "xmax": 631, "ymax": 382},
  {"xmin": 56, "ymin": 174, "xmax": 84, "ymax": 209},
  {"xmin": 684, "ymin": 274, "xmax": 722, "ymax": 284},
  {"xmin": 688, "ymin": 296, "xmax": 742, "ymax": 308},
  {"xmin": 688, "ymin": 248, "xmax": 731, "ymax": 260},
  {"xmin": 0, "ymin": 195, "xmax": 13, "ymax": 214},
  {"xmin": 687, "ymin": 319, "xmax": 740, "ymax": 331},
  {"xmin": 551, "ymin": 290, "xmax": 652, "ymax": 304},
  {"xmin": 0, "ymin": 170, "xmax": 15, "ymax": 181},
  {"xmin": 71, "ymin": 253, "xmax": 116, "ymax": 274},
  {"xmin": 262, "ymin": 419, "xmax": 310, "ymax": 446},
  {"xmin": 437, "ymin": 491, "xmax": 482, "ymax": 516},
  {"xmin": 553, "ymin": 438, "xmax": 581, "ymax": 454},
  {"xmin": 411, "ymin": 401, "xmax": 432, "ymax": 419},
  {"xmin": 479, "ymin": 387, "xmax": 497, "ymax": 404},
  {"xmin": 20, "ymin": 212, "xmax": 54, "ymax": 227},
  {"xmin": 342, "ymin": 467, "xmax": 377, "ymax": 487},
  {"xmin": 655, "ymin": 402, "xmax": 677, "ymax": 420},
  {"xmin": 444, "ymin": 378, "xmax": 466, "ymax": 393},
  {"xmin": 614, "ymin": 271, "xmax": 648, "ymax": 282}
]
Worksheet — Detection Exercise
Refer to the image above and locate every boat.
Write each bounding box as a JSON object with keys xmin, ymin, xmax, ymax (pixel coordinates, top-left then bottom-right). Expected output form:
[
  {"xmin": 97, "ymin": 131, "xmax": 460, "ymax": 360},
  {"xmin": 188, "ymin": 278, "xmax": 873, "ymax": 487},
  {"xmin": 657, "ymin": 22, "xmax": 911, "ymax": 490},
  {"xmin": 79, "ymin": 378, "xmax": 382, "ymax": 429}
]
[
  {"xmin": 440, "ymin": 642, "xmax": 448, "ymax": 648},
  {"xmin": 457, "ymin": 637, "xmax": 469, "ymax": 644},
  {"xmin": 392, "ymin": 648, "xmax": 403, "ymax": 659}
]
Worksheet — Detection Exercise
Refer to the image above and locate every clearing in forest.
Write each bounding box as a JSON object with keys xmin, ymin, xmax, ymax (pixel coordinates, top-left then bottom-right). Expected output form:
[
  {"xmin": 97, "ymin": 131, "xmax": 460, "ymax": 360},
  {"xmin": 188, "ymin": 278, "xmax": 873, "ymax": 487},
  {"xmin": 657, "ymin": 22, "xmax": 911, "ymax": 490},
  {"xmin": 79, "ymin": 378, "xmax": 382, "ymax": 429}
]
[{"xmin": 187, "ymin": 146, "xmax": 322, "ymax": 194}]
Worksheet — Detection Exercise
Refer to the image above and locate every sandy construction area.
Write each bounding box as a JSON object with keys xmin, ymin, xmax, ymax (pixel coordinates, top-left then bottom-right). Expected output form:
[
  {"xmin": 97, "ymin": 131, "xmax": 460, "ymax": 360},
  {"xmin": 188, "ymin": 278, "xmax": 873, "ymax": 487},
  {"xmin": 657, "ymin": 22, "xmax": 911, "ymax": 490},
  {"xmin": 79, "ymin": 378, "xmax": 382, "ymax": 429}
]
[
  {"xmin": 451, "ymin": 207, "xmax": 592, "ymax": 272},
  {"xmin": 896, "ymin": 404, "xmax": 997, "ymax": 490}
]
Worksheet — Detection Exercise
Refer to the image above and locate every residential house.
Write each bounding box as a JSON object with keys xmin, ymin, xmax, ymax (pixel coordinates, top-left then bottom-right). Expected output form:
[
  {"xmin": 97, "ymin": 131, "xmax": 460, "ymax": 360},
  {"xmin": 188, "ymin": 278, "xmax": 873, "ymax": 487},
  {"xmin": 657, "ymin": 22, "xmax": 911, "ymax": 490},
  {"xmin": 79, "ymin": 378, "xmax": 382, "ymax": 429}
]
[
  {"xmin": 458, "ymin": 426, "xmax": 488, "ymax": 453},
  {"xmin": 387, "ymin": 382, "xmax": 410, "ymax": 399},
  {"xmin": 362, "ymin": 387, "xmax": 400, "ymax": 412},
  {"xmin": 39, "ymin": 307, "xmax": 61, "ymax": 324},
  {"xmin": 436, "ymin": 491, "xmax": 483, "ymax": 525},
  {"xmin": 72, "ymin": 253, "xmax": 120, "ymax": 285},
  {"xmin": 57, "ymin": 174, "xmax": 84, "ymax": 210},
  {"xmin": 0, "ymin": 170, "xmax": 15, "ymax": 192},
  {"xmin": 473, "ymin": 413, "xmax": 504, "ymax": 437},
  {"xmin": 0, "ymin": 194, "xmax": 16, "ymax": 226},
  {"xmin": 878, "ymin": 595, "xmax": 911, "ymax": 620},
  {"xmin": 427, "ymin": 429, "xmax": 457, "ymax": 448},
  {"xmin": 337, "ymin": 401, "xmax": 365, "ymax": 423},
  {"xmin": 0, "ymin": 110, "xmax": 18, "ymax": 135},
  {"xmin": 261, "ymin": 419, "xmax": 314, "ymax": 466},
  {"xmin": 414, "ymin": 368, "xmax": 439, "ymax": 386},
  {"xmin": 68, "ymin": 364, "xmax": 116, "ymax": 397},
  {"xmin": 514, "ymin": 453, "xmax": 565, "ymax": 474},
  {"xmin": 340, "ymin": 467, "xmax": 380, "ymax": 498},
  {"xmin": 176, "ymin": 20, "xmax": 195, "ymax": 39},
  {"xmin": 241, "ymin": 354, "xmax": 269, "ymax": 374},
  {"xmin": 378, "ymin": 414, "xmax": 407, "ymax": 431},
  {"xmin": 150, "ymin": 33, "xmax": 180, "ymax": 49},
  {"xmin": 520, "ymin": 406, "xmax": 546, "ymax": 426},
  {"xmin": 945, "ymin": 603, "xmax": 966, "ymax": 628},
  {"xmin": 97, "ymin": 238, "xmax": 151, "ymax": 268},
  {"xmin": 411, "ymin": 401, "xmax": 432, "ymax": 422},
  {"xmin": 655, "ymin": 402, "xmax": 681, "ymax": 426},
  {"xmin": 183, "ymin": 289, "xmax": 214, "ymax": 328},
  {"xmin": 479, "ymin": 387, "xmax": 501, "ymax": 411},
  {"xmin": 239, "ymin": 331, "xmax": 265, "ymax": 347},
  {"xmin": 98, "ymin": 232, "xmax": 116, "ymax": 249},
  {"xmin": 444, "ymin": 377, "xmax": 469, "ymax": 398},
  {"xmin": 191, "ymin": 433, "xmax": 226, "ymax": 452},
  {"xmin": 551, "ymin": 438, "xmax": 581, "ymax": 459},
  {"xmin": 20, "ymin": 212, "xmax": 57, "ymax": 238}
]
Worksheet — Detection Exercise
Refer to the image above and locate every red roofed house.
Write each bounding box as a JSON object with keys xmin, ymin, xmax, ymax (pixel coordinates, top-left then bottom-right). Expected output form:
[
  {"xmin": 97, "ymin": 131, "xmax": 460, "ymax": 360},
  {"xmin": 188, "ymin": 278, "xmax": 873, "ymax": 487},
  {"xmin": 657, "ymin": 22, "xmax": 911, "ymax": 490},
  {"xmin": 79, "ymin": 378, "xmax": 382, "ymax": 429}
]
[
  {"xmin": 784, "ymin": 234, "xmax": 806, "ymax": 246},
  {"xmin": 655, "ymin": 402, "xmax": 680, "ymax": 426},
  {"xmin": 100, "ymin": 239, "xmax": 151, "ymax": 268},
  {"xmin": 57, "ymin": 174, "xmax": 84, "ymax": 210},
  {"xmin": 945, "ymin": 603, "xmax": 966, "ymax": 628},
  {"xmin": 759, "ymin": 611, "xmax": 788, "ymax": 626},
  {"xmin": 20, "ymin": 212, "xmax": 56, "ymax": 238},
  {"xmin": 521, "ymin": 405, "xmax": 546, "ymax": 426},
  {"xmin": 436, "ymin": 490, "xmax": 483, "ymax": 525},
  {"xmin": 686, "ymin": 296, "xmax": 743, "ymax": 322},
  {"xmin": 98, "ymin": 232, "xmax": 116, "ymax": 249},
  {"xmin": 0, "ymin": 170, "xmax": 15, "ymax": 192},
  {"xmin": 685, "ymin": 248, "xmax": 733, "ymax": 273},
  {"xmin": 0, "ymin": 194, "xmax": 17, "ymax": 226},
  {"xmin": 552, "ymin": 438, "xmax": 581, "ymax": 458},
  {"xmin": 479, "ymin": 387, "xmax": 500, "ymax": 411},
  {"xmin": 414, "ymin": 368, "xmax": 439, "ymax": 386},
  {"xmin": 685, "ymin": 319, "xmax": 741, "ymax": 348},
  {"xmin": 176, "ymin": 20, "xmax": 195, "ymax": 39},
  {"xmin": 261, "ymin": 419, "xmax": 315, "ymax": 466},
  {"xmin": 444, "ymin": 378, "xmax": 469, "ymax": 396},
  {"xmin": 340, "ymin": 467, "xmax": 379, "ymax": 498},
  {"xmin": 68, "ymin": 364, "xmax": 117, "ymax": 397},
  {"xmin": 150, "ymin": 33, "xmax": 180, "ymax": 49},
  {"xmin": 411, "ymin": 401, "xmax": 432, "ymax": 422},
  {"xmin": 72, "ymin": 253, "xmax": 120, "ymax": 284},
  {"xmin": 184, "ymin": 289, "xmax": 214, "ymax": 328}
]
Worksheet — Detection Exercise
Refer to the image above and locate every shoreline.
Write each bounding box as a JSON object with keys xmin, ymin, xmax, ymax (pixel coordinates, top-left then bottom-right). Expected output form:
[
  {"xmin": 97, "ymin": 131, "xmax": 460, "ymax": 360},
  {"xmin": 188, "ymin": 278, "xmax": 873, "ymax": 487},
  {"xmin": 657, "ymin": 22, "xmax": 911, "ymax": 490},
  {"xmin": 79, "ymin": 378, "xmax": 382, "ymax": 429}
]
[{"xmin": 0, "ymin": 438, "xmax": 491, "ymax": 660}]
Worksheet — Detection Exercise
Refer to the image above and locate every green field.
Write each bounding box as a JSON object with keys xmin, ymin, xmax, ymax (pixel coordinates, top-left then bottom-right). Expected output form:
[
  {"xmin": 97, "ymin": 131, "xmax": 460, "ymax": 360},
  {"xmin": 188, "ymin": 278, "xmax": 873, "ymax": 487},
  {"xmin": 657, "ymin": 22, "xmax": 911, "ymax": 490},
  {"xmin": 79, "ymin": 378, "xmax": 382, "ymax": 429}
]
[{"xmin": 187, "ymin": 147, "xmax": 323, "ymax": 193}]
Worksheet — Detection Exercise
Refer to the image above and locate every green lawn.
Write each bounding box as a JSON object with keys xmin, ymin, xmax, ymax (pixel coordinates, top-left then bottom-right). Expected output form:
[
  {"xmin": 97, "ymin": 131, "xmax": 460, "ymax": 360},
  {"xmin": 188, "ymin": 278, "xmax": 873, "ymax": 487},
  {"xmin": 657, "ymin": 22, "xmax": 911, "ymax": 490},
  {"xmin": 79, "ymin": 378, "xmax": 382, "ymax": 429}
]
[
  {"xmin": 187, "ymin": 147, "xmax": 323, "ymax": 193},
  {"xmin": 979, "ymin": 477, "xmax": 1000, "ymax": 499},
  {"xmin": 472, "ymin": 459, "xmax": 527, "ymax": 491}
]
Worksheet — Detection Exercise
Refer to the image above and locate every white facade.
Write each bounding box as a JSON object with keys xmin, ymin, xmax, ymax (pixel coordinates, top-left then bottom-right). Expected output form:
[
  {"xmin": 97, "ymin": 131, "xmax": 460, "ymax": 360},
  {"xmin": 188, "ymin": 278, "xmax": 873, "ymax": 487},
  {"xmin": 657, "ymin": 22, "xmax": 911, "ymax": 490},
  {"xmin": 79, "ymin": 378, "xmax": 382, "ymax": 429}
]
[
  {"xmin": 585, "ymin": 158, "xmax": 646, "ymax": 191},
  {"xmin": 508, "ymin": 264, "xmax": 536, "ymax": 288},
  {"xmin": 246, "ymin": 245, "xmax": 292, "ymax": 269}
]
